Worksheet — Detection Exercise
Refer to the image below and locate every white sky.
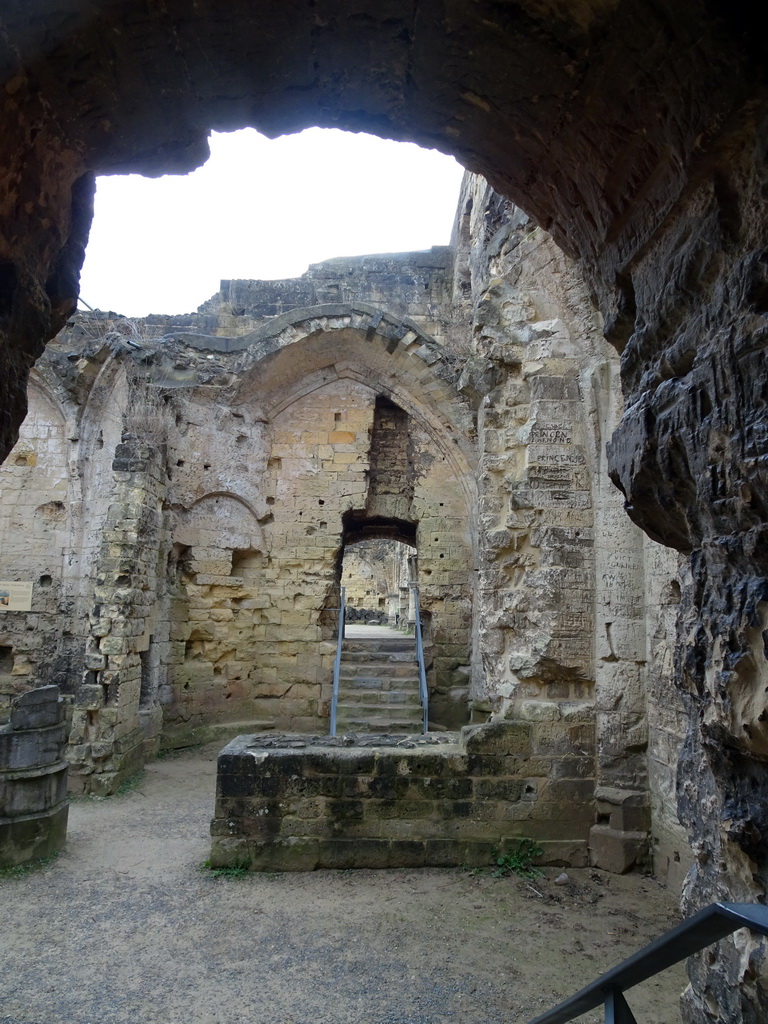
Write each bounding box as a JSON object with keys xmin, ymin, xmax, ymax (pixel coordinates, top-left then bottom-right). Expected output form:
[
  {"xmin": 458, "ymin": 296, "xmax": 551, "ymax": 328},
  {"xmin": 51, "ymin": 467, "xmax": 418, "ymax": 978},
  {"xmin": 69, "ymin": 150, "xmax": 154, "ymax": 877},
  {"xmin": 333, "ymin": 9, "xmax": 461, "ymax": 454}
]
[{"xmin": 79, "ymin": 128, "xmax": 466, "ymax": 318}]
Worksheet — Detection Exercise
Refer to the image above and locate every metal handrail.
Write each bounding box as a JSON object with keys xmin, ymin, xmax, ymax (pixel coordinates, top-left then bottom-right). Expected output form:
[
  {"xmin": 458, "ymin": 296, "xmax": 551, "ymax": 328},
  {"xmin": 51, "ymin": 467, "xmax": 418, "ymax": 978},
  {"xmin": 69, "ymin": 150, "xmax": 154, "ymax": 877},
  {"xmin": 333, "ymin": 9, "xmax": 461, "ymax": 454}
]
[
  {"xmin": 329, "ymin": 586, "xmax": 345, "ymax": 736},
  {"xmin": 410, "ymin": 584, "xmax": 428, "ymax": 734},
  {"xmin": 527, "ymin": 902, "xmax": 768, "ymax": 1024}
]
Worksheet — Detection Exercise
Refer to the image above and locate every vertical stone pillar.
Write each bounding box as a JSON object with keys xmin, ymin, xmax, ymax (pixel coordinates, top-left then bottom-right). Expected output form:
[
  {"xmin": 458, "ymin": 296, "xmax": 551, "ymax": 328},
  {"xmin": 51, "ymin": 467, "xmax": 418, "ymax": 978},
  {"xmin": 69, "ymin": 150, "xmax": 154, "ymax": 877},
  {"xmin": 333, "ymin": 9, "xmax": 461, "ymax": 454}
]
[
  {"xmin": 407, "ymin": 587, "xmax": 417, "ymax": 628},
  {"xmin": 398, "ymin": 586, "xmax": 409, "ymax": 630},
  {"xmin": 589, "ymin": 360, "xmax": 650, "ymax": 872},
  {"xmin": 0, "ymin": 685, "xmax": 68, "ymax": 867},
  {"xmin": 68, "ymin": 436, "xmax": 167, "ymax": 794}
]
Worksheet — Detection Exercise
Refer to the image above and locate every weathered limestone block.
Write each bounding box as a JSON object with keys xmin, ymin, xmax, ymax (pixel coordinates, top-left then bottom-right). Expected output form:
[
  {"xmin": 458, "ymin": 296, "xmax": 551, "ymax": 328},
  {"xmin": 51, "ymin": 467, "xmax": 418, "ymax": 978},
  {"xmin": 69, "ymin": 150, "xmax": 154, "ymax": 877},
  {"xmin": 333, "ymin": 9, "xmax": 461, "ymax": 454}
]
[
  {"xmin": 0, "ymin": 685, "xmax": 68, "ymax": 867},
  {"xmin": 210, "ymin": 720, "xmax": 595, "ymax": 871},
  {"xmin": 588, "ymin": 825, "xmax": 649, "ymax": 876},
  {"xmin": 589, "ymin": 785, "xmax": 651, "ymax": 874}
]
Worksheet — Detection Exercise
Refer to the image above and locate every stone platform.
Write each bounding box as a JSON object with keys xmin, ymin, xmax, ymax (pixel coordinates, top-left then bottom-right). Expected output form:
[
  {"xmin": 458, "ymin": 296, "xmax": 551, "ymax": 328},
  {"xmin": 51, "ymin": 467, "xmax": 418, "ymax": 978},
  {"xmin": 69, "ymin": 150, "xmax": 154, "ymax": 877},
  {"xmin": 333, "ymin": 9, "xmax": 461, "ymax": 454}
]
[{"xmin": 209, "ymin": 718, "xmax": 595, "ymax": 871}]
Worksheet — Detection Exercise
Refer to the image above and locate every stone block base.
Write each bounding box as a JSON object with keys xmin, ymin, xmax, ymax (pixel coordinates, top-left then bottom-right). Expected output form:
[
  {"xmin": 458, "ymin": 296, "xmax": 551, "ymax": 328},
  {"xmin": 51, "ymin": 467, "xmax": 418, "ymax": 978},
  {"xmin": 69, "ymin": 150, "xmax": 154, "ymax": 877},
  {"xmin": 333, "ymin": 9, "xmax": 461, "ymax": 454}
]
[
  {"xmin": 589, "ymin": 823, "xmax": 649, "ymax": 873},
  {"xmin": 209, "ymin": 834, "xmax": 591, "ymax": 872},
  {"xmin": 210, "ymin": 721, "xmax": 596, "ymax": 872},
  {"xmin": 0, "ymin": 802, "xmax": 69, "ymax": 868}
]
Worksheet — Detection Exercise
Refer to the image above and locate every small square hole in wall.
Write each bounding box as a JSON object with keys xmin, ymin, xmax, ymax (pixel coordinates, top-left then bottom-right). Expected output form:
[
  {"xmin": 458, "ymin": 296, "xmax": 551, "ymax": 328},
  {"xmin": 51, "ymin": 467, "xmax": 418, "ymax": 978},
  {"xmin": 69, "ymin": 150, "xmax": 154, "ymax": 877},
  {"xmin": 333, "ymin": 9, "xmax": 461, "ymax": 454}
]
[
  {"xmin": 334, "ymin": 412, "xmax": 342, "ymax": 422},
  {"xmin": 0, "ymin": 645, "xmax": 14, "ymax": 675}
]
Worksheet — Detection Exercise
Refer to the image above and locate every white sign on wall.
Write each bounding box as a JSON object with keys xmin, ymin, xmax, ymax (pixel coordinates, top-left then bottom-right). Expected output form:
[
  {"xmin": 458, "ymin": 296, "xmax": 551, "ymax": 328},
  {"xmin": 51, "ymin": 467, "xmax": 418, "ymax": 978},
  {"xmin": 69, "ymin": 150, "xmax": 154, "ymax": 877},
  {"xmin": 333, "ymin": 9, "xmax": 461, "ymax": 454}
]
[{"xmin": 0, "ymin": 581, "xmax": 33, "ymax": 611}]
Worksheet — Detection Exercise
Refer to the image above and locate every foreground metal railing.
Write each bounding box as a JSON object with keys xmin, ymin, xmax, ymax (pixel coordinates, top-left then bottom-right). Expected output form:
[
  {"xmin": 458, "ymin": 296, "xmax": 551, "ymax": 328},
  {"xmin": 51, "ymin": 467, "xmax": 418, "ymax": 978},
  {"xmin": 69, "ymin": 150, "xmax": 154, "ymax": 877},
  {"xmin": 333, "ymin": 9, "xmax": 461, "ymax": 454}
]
[
  {"xmin": 410, "ymin": 584, "xmax": 429, "ymax": 734},
  {"xmin": 528, "ymin": 902, "xmax": 768, "ymax": 1024},
  {"xmin": 329, "ymin": 586, "xmax": 346, "ymax": 737}
]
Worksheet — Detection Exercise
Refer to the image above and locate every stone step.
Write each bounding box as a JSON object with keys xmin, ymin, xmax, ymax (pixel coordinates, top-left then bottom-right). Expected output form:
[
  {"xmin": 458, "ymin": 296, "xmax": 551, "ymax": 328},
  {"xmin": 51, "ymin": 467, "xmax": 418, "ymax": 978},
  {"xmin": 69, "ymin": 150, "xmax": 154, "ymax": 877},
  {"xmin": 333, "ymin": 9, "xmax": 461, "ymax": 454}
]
[
  {"xmin": 335, "ymin": 630, "xmax": 424, "ymax": 732},
  {"xmin": 339, "ymin": 662, "xmax": 418, "ymax": 678},
  {"xmin": 337, "ymin": 690, "xmax": 422, "ymax": 707},
  {"xmin": 342, "ymin": 651, "xmax": 417, "ymax": 667},
  {"xmin": 342, "ymin": 640, "xmax": 416, "ymax": 655},
  {"xmin": 340, "ymin": 676, "xmax": 420, "ymax": 691},
  {"xmin": 335, "ymin": 713, "xmax": 425, "ymax": 733}
]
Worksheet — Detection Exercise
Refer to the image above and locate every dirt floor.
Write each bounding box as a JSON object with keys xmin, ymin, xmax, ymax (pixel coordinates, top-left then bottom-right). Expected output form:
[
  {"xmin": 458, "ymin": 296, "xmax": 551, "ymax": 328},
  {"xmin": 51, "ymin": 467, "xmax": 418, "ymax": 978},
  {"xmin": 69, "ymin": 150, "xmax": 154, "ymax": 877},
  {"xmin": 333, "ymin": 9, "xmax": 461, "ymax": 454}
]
[{"xmin": 1, "ymin": 743, "xmax": 688, "ymax": 1024}]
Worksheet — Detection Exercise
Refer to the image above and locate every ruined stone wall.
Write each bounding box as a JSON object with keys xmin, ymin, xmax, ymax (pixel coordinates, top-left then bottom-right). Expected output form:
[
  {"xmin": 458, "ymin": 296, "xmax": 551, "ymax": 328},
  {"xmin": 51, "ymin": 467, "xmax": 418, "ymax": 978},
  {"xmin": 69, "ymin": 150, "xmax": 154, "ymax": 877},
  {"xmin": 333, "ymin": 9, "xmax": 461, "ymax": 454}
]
[
  {"xmin": 0, "ymin": 382, "xmax": 74, "ymax": 718},
  {"xmin": 160, "ymin": 373, "xmax": 474, "ymax": 743},
  {"xmin": 342, "ymin": 546, "xmax": 387, "ymax": 611},
  {"xmin": 0, "ymin": 178, "xmax": 692, "ymax": 889},
  {"xmin": 0, "ymin": 173, "xmax": 692, "ymax": 900},
  {"xmin": 461, "ymin": 179, "xmax": 603, "ymax": 696},
  {"xmin": 644, "ymin": 538, "xmax": 690, "ymax": 892},
  {"xmin": 200, "ymin": 249, "xmax": 456, "ymax": 349},
  {"xmin": 341, "ymin": 539, "xmax": 410, "ymax": 613},
  {"xmin": 164, "ymin": 493, "xmax": 270, "ymax": 746},
  {"xmin": 452, "ymin": 175, "xmax": 688, "ymax": 882},
  {"xmin": 68, "ymin": 436, "xmax": 168, "ymax": 794}
]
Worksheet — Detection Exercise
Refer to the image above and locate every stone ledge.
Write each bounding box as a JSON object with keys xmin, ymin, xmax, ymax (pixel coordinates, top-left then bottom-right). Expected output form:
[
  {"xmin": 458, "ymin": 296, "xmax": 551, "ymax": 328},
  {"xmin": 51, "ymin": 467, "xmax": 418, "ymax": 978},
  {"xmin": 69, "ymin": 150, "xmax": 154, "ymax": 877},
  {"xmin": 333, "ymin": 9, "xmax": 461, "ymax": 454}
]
[
  {"xmin": 208, "ymin": 835, "xmax": 591, "ymax": 873},
  {"xmin": 589, "ymin": 823, "xmax": 650, "ymax": 874}
]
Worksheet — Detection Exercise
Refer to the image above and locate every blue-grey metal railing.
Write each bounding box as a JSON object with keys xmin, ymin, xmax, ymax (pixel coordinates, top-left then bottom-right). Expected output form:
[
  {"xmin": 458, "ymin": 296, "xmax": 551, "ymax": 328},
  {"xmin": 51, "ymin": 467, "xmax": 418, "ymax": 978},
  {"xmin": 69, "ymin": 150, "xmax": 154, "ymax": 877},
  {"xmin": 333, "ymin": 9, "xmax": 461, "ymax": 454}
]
[
  {"xmin": 410, "ymin": 584, "xmax": 429, "ymax": 734},
  {"xmin": 329, "ymin": 586, "xmax": 346, "ymax": 736},
  {"xmin": 527, "ymin": 902, "xmax": 768, "ymax": 1024}
]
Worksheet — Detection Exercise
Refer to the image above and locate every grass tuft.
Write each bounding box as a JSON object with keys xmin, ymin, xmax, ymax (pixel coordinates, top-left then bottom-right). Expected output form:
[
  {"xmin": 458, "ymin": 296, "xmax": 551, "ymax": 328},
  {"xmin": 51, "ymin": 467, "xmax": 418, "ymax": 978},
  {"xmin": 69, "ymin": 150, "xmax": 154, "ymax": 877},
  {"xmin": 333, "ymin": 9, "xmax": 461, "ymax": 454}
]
[
  {"xmin": 114, "ymin": 770, "xmax": 145, "ymax": 796},
  {"xmin": 202, "ymin": 858, "xmax": 252, "ymax": 879},
  {"xmin": 0, "ymin": 850, "xmax": 61, "ymax": 880}
]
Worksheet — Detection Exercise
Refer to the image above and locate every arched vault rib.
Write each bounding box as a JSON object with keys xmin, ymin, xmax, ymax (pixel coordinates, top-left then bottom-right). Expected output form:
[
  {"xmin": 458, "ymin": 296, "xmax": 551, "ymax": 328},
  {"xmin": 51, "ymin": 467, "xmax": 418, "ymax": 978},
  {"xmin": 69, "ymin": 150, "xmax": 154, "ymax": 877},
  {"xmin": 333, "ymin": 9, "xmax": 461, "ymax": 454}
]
[{"xmin": 222, "ymin": 305, "xmax": 479, "ymax": 511}]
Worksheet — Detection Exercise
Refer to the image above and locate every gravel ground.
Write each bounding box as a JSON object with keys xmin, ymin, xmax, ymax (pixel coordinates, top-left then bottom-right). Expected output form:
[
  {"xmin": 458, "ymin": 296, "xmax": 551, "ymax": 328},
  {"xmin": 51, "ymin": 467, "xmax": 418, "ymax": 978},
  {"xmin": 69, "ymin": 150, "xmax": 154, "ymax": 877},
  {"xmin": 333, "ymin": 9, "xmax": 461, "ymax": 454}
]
[{"xmin": 1, "ymin": 743, "xmax": 687, "ymax": 1024}]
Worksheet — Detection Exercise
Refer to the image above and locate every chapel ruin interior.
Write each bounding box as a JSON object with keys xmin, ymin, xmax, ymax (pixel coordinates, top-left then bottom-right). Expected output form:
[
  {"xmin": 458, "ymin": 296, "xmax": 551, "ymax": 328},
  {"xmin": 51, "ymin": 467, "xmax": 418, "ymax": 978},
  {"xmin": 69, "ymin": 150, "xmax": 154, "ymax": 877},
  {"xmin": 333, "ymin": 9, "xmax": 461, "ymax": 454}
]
[{"xmin": 3, "ymin": 3, "xmax": 768, "ymax": 1021}]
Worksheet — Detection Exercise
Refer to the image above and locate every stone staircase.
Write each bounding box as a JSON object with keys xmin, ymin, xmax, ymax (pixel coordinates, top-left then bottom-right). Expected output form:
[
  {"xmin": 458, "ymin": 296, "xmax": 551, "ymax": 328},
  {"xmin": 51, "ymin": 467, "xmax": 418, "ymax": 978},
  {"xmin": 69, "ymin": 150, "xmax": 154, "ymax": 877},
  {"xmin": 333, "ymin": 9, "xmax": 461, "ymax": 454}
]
[{"xmin": 335, "ymin": 628, "xmax": 424, "ymax": 734}]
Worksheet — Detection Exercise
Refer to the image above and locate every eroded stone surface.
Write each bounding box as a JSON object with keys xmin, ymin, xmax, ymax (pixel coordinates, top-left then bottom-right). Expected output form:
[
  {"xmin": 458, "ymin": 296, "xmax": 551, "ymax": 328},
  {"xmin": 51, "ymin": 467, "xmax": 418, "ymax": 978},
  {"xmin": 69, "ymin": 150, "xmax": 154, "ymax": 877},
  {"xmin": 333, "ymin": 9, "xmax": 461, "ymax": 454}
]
[{"xmin": 209, "ymin": 721, "xmax": 595, "ymax": 870}]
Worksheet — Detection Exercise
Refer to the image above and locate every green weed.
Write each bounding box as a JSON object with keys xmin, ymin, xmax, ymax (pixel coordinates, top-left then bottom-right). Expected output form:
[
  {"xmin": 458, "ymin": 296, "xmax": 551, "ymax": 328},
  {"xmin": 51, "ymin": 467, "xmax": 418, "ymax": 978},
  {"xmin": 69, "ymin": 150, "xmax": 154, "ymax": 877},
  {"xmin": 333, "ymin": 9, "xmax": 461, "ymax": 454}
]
[
  {"xmin": 492, "ymin": 838, "xmax": 544, "ymax": 880},
  {"xmin": 202, "ymin": 858, "xmax": 252, "ymax": 879}
]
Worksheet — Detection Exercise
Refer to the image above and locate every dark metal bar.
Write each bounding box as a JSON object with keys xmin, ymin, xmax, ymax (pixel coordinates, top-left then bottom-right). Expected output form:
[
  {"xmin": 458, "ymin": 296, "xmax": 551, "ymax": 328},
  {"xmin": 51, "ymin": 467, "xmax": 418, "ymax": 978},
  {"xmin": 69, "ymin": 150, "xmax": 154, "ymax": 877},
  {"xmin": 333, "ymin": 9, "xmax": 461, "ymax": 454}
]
[
  {"xmin": 330, "ymin": 585, "xmax": 345, "ymax": 736},
  {"xmin": 410, "ymin": 584, "xmax": 428, "ymax": 733},
  {"xmin": 605, "ymin": 989, "xmax": 638, "ymax": 1024},
  {"xmin": 527, "ymin": 902, "xmax": 768, "ymax": 1024}
]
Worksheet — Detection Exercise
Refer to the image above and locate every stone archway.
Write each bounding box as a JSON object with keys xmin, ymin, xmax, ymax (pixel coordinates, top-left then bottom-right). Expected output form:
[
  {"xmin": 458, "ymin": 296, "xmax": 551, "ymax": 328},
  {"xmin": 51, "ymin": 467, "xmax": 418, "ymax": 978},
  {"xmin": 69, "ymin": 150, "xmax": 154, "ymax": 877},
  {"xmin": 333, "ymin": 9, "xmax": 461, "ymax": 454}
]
[
  {"xmin": 5, "ymin": 8, "xmax": 768, "ymax": 1015},
  {"xmin": 218, "ymin": 308, "xmax": 479, "ymax": 731}
]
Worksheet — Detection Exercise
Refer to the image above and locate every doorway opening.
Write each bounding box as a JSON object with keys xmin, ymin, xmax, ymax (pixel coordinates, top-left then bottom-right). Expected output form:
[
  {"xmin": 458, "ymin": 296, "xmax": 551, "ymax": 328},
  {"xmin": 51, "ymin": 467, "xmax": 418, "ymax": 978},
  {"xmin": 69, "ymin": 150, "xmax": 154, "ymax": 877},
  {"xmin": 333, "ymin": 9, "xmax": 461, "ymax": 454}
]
[{"xmin": 341, "ymin": 537, "xmax": 417, "ymax": 630}]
